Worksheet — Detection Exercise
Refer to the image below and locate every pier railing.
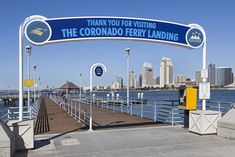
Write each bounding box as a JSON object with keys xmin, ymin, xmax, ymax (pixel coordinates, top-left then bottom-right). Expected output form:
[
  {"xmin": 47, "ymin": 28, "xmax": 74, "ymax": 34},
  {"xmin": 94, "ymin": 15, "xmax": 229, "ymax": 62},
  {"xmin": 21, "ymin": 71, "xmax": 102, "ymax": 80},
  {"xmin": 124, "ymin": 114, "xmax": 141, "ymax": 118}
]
[
  {"xmin": 87, "ymin": 97, "xmax": 184, "ymax": 126},
  {"xmin": 197, "ymin": 100, "xmax": 233, "ymax": 116},
  {"xmin": 49, "ymin": 94, "xmax": 234, "ymax": 127},
  {"xmin": 0, "ymin": 108, "xmax": 9, "ymax": 123},
  {"xmin": 79, "ymin": 95, "xmax": 233, "ymax": 125},
  {"xmin": 68, "ymin": 95, "xmax": 183, "ymax": 126},
  {"xmin": 50, "ymin": 95, "xmax": 90, "ymax": 126},
  {"xmin": 0, "ymin": 96, "xmax": 42, "ymax": 123}
]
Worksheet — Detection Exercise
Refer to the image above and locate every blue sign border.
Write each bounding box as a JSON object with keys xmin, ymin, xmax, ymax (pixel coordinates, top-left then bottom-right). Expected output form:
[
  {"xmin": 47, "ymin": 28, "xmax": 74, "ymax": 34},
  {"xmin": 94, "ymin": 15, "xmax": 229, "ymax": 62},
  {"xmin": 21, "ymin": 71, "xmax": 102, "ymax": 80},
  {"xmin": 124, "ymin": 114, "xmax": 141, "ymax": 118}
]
[{"xmin": 24, "ymin": 16, "xmax": 205, "ymax": 49}]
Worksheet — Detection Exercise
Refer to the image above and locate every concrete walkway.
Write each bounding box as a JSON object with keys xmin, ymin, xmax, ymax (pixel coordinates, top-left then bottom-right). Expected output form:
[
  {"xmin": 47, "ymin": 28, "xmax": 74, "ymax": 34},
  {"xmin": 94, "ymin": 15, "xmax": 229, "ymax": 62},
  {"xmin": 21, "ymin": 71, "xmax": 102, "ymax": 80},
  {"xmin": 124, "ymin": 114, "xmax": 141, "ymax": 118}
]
[{"xmin": 16, "ymin": 126, "xmax": 235, "ymax": 157}]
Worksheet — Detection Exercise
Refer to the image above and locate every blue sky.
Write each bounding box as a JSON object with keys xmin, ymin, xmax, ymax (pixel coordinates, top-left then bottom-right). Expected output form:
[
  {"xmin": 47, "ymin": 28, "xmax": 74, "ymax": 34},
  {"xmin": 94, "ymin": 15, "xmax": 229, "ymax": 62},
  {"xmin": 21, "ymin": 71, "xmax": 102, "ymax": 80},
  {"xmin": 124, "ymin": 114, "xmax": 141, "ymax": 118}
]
[{"xmin": 0, "ymin": 0, "xmax": 235, "ymax": 90}]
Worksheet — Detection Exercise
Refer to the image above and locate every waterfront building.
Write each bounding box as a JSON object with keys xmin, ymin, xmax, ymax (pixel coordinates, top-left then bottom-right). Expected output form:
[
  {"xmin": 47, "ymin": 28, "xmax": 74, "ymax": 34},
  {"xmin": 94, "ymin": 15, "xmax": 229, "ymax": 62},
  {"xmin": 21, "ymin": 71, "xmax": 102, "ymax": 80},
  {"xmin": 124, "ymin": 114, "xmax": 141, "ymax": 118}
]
[
  {"xmin": 160, "ymin": 57, "xmax": 173, "ymax": 88},
  {"xmin": 216, "ymin": 67, "xmax": 233, "ymax": 86},
  {"xmin": 154, "ymin": 76, "xmax": 160, "ymax": 85},
  {"xmin": 208, "ymin": 63, "xmax": 216, "ymax": 86},
  {"xmin": 111, "ymin": 82, "xmax": 121, "ymax": 90},
  {"xmin": 175, "ymin": 75, "xmax": 187, "ymax": 83},
  {"xmin": 116, "ymin": 75, "xmax": 124, "ymax": 89},
  {"xmin": 141, "ymin": 62, "xmax": 154, "ymax": 87},
  {"xmin": 129, "ymin": 70, "xmax": 137, "ymax": 88},
  {"xmin": 195, "ymin": 71, "xmax": 201, "ymax": 84}
]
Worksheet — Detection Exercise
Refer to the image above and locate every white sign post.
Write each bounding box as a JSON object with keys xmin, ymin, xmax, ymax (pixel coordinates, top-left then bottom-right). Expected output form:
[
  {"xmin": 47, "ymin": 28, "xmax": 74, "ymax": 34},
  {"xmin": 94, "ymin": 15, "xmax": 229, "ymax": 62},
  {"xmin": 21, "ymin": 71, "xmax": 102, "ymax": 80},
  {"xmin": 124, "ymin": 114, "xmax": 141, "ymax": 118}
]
[{"xmin": 89, "ymin": 63, "xmax": 106, "ymax": 131}]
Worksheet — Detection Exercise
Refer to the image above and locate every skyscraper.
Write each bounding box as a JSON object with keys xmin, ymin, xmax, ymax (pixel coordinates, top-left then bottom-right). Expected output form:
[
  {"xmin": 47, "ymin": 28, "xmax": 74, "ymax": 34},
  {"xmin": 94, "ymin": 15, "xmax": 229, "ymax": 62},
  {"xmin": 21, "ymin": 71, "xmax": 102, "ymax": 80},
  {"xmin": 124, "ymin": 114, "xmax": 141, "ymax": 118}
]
[
  {"xmin": 141, "ymin": 62, "xmax": 153, "ymax": 87},
  {"xmin": 116, "ymin": 75, "xmax": 124, "ymax": 89},
  {"xmin": 129, "ymin": 70, "xmax": 137, "ymax": 88},
  {"xmin": 216, "ymin": 67, "xmax": 233, "ymax": 86},
  {"xmin": 139, "ymin": 74, "xmax": 142, "ymax": 88},
  {"xmin": 208, "ymin": 63, "xmax": 216, "ymax": 86},
  {"xmin": 160, "ymin": 57, "xmax": 173, "ymax": 87}
]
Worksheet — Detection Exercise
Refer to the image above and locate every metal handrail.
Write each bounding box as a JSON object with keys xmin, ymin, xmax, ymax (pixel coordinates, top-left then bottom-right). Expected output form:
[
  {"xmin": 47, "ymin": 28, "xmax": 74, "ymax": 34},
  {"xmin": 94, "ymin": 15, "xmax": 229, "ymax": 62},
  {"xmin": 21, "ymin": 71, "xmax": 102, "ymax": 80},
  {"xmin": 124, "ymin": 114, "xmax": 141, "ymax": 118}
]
[
  {"xmin": 50, "ymin": 95, "xmax": 89, "ymax": 126},
  {"xmin": 0, "ymin": 96, "xmax": 42, "ymax": 123},
  {"xmin": 50, "ymin": 94, "xmax": 234, "ymax": 127}
]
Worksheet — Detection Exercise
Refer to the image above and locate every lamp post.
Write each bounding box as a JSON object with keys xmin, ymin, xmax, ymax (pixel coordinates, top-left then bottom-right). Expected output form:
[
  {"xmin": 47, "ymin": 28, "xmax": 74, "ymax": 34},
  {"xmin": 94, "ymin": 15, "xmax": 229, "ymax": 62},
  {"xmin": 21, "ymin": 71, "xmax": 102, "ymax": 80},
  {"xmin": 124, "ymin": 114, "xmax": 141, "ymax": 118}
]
[
  {"xmin": 38, "ymin": 75, "xmax": 41, "ymax": 97},
  {"xmin": 33, "ymin": 64, "xmax": 37, "ymax": 102},
  {"xmin": 26, "ymin": 45, "xmax": 32, "ymax": 110},
  {"xmin": 79, "ymin": 73, "xmax": 82, "ymax": 122},
  {"xmin": 125, "ymin": 48, "xmax": 131, "ymax": 108},
  {"xmin": 8, "ymin": 85, "xmax": 10, "ymax": 97}
]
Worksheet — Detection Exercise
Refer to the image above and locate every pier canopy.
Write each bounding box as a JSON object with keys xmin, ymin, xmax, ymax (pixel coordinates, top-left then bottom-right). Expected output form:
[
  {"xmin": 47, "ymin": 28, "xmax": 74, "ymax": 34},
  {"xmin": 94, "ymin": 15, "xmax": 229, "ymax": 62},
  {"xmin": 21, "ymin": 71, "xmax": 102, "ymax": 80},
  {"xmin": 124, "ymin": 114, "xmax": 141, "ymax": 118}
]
[{"xmin": 59, "ymin": 81, "xmax": 80, "ymax": 90}]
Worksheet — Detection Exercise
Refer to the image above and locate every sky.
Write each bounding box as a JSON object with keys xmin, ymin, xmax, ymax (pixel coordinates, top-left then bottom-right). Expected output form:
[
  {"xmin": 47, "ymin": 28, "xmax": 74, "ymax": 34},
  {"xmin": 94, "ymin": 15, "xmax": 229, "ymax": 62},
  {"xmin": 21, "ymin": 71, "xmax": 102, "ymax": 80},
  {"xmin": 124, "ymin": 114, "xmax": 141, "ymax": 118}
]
[{"xmin": 0, "ymin": 0, "xmax": 235, "ymax": 90}]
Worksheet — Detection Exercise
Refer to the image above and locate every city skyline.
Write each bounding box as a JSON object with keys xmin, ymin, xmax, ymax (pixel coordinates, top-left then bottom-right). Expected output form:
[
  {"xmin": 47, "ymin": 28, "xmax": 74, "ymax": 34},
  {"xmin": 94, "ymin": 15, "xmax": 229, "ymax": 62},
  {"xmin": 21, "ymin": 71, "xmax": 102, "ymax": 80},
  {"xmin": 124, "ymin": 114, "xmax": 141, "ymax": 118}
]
[
  {"xmin": 1, "ymin": 0, "xmax": 235, "ymax": 90},
  {"xmin": 105, "ymin": 60, "xmax": 234, "ymax": 89}
]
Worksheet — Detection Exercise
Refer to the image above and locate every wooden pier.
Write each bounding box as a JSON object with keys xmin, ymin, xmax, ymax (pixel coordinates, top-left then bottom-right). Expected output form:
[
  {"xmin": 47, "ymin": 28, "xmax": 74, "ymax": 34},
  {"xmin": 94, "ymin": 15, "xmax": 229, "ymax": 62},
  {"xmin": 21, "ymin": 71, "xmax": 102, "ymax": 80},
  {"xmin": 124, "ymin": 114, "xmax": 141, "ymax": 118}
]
[{"xmin": 34, "ymin": 96, "xmax": 157, "ymax": 135}]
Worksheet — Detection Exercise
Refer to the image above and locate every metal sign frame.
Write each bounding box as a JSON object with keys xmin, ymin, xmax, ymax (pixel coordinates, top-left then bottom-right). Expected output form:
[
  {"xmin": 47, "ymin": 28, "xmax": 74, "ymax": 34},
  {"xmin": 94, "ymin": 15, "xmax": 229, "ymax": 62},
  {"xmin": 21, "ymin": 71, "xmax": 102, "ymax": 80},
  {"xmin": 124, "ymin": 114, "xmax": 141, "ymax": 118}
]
[{"xmin": 18, "ymin": 15, "xmax": 207, "ymax": 121}]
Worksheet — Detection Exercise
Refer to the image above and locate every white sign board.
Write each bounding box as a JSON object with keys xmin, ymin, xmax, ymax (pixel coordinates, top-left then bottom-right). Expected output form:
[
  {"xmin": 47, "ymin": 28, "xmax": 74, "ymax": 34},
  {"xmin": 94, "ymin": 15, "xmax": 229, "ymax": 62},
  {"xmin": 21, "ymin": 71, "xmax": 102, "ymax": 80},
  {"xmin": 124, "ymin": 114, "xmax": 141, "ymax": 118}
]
[
  {"xmin": 199, "ymin": 82, "xmax": 210, "ymax": 99},
  {"xmin": 201, "ymin": 69, "xmax": 208, "ymax": 78}
]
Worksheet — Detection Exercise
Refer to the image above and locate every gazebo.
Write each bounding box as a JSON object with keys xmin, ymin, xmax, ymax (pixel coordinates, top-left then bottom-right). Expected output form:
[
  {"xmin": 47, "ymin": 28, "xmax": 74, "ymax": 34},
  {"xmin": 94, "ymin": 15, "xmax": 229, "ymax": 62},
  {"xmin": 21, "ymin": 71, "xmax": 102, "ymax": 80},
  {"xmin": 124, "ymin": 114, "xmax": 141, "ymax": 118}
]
[
  {"xmin": 59, "ymin": 81, "xmax": 80, "ymax": 90},
  {"xmin": 59, "ymin": 81, "xmax": 80, "ymax": 97}
]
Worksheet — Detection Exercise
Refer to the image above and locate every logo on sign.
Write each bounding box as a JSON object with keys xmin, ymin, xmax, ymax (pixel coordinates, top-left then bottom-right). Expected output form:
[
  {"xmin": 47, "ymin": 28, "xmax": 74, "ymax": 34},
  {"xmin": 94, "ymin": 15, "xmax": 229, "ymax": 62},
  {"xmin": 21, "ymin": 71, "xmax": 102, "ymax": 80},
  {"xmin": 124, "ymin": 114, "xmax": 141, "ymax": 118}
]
[
  {"xmin": 95, "ymin": 66, "xmax": 103, "ymax": 77},
  {"xmin": 186, "ymin": 28, "xmax": 204, "ymax": 48},
  {"xmin": 25, "ymin": 20, "xmax": 52, "ymax": 45}
]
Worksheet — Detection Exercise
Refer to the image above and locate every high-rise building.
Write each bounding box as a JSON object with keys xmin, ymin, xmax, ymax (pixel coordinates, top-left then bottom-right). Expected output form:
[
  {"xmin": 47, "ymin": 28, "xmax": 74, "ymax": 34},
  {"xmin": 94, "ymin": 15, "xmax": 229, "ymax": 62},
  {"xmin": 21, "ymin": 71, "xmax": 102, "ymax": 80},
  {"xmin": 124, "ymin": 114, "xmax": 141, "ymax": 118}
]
[
  {"xmin": 216, "ymin": 67, "xmax": 233, "ymax": 86},
  {"xmin": 129, "ymin": 70, "xmax": 137, "ymax": 88},
  {"xmin": 208, "ymin": 63, "xmax": 216, "ymax": 86},
  {"xmin": 116, "ymin": 75, "xmax": 123, "ymax": 89},
  {"xmin": 141, "ymin": 62, "xmax": 153, "ymax": 87},
  {"xmin": 175, "ymin": 75, "xmax": 187, "ymax": 83},
  {"xmin": 139, "ymin": 74, "xmax": 142, "ymax": 88},
  {"xmin": 160, "ymin": 57, "xmax": 173, "ymax": 87},
  {"xmin": 155, "ymin": 76, "xmax": 160, "ymax": 85},
  {"xmin": 195, "ymin": 71, "xmax": 201, "ymax": 84}
]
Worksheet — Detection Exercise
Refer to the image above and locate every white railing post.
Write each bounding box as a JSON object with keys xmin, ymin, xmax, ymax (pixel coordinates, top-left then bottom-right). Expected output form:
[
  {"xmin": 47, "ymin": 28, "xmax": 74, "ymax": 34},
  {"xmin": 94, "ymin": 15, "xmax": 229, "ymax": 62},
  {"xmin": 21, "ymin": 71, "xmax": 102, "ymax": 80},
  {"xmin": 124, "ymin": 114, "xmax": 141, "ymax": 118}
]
[
  {"xmin": 71, "ymin": 100, "xmax": 73, "ymax": 116},
  {"xmin": 83, "ymin": 112, "xmax": 86, "ymax": 125},
  {"xmin": 154, "ymin": 102, "xmax": 157, "ymax": 122},
  {"xmin": 30, "ymin": 106, "xmax": 32, "ymax": 119},
  {"xmin": 121, "ymin": 103, "xmax": 123, "ymax": 113},
  {"xmin": 68, "ymin": 99, "xmax": 70, "ymax": 113},
  {"xmin": 130, "ymin": 99, "xmax": 133, "ymax": 116},
  {"xmin": 65, "ymin": 99, "xmax": 69, "ymax": 113},
  {"xmin": 141, "ymin": 103, "xmax": 143, "ymax": 118},
  {"xmin": 218, "ymin": 102, "xmax": 221, "ymax": 112},
  {"xmin": 8, "ymin": 108, "xmax": 10, "ymax": 120},
  {"xmin": 79, "ymin": 100, "xmax": 81, "ymax": 122},
  {"xmin": 101, "ymin": 98, "xmax": 104, "ymax": 109},
  {"xmin": 74, "ymin": 100, "xmax": 77, "ymax": 119},
  {"xmin": 171, "ymin": 109, "xmax": 174, "ymax": 126}
]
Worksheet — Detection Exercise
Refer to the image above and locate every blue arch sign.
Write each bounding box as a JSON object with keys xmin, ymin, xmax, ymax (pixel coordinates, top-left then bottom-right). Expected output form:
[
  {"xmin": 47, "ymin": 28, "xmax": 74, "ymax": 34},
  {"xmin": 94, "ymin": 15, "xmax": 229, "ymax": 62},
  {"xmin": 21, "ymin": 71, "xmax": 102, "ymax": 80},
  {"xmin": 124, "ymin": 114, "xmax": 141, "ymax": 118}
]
[{"xmin": 24, "ymin": 16, "xmax": 205, "ymax": 48}]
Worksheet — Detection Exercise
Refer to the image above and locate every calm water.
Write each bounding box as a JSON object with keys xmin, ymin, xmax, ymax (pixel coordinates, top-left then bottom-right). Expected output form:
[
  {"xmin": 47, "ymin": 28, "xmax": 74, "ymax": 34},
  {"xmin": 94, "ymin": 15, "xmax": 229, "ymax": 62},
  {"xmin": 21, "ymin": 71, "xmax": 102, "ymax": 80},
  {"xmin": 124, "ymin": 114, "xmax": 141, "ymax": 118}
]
[
  {"xmin": 1, "ymin": 89, "xmax": 235, "ymax": 111},
  {"xmin": 92, "ymin": 89, "xmax": 235, "ymax": 103}
]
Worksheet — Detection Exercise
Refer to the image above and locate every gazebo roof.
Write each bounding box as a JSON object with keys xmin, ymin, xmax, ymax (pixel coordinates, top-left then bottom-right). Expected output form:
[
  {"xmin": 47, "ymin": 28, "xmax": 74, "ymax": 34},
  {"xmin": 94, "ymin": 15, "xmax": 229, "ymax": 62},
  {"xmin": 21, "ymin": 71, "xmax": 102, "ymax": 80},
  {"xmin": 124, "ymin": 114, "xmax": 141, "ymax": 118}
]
[{"xmin": 59, "ymin": 81, "xmax": 79, "ymax": 89}]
